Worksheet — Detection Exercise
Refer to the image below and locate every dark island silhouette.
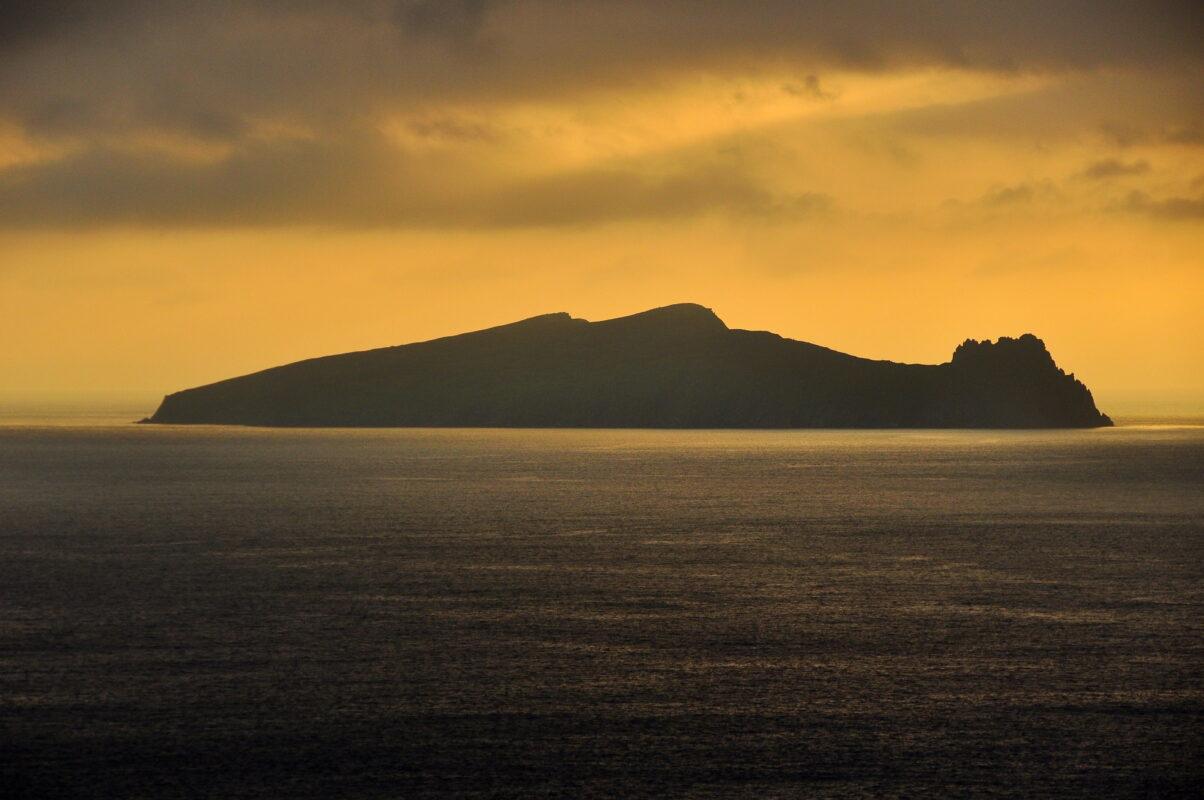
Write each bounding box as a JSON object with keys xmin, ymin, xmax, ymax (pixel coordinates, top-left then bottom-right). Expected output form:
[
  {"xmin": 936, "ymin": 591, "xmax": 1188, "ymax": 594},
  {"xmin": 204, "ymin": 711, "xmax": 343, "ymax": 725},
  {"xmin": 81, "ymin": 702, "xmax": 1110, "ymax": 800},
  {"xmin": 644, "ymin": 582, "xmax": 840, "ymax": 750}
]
[{"xmin": 143, "ymin": 303, "xmax": 1112, "ymax": 428}]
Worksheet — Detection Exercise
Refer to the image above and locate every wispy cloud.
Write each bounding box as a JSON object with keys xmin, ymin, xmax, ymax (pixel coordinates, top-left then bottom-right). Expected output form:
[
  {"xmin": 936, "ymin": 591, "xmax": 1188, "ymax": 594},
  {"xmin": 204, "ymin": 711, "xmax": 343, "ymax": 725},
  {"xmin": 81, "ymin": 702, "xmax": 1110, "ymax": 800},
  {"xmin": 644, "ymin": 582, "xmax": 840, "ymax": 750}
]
[
  {"xmin": 0, "ymin": 130, "xmax": 831, "ymax": 228},
  {"xmin": 1076, "ymin": 159, "xmax": 1150, "ymax": 180},
  {"xmin": 1115, "ymin": 190, "xmax": 1204, "ymax": 220}
]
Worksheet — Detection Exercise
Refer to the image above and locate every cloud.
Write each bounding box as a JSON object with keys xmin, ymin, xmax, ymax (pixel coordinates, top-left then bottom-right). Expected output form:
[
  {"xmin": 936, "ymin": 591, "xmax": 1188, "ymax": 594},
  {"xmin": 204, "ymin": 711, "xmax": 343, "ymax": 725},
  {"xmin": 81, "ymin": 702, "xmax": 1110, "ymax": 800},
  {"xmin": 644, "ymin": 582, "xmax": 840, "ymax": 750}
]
[
  {"xmin": 0, "ymin": 1, "xmax": 1199, "ymax": 229},
  {"xmin": 1100, "ymin": 122, "xmax": 1204, "ymax": 148},
  {"xmin": 872, "ymin": 69, "xmax": 1202, "ymax": 146},
  {"xmin": 479, "ymin": 168, "xmax": 831, "ymax": 227},
  {"xmin": 1076, "ymin": 159, "xmax": 1151, "ymax": 180},
  {"xmin": 941, "ymin": 181, "xmax": 1068, "ymax": 215},
  {"xmin": 3, "ymin": 5, "xmax": 1201, "ymax": 117},
  {"xmin": 981, "ymin": 184, "xmax": 1035, "ymax": 207},
  {"xmin": 0, "ymin": 0, "xmax": 124, "ymax": 47},
  {"xmin": 782, "ymin": 75, "xmax": 836, "ymax": 101},
  {"xmin": 406, "ymin": 116, "xmax": 501, "ymax": 143},
  {"xmin": 0, "ymin": 130, "xmax": 829, "ymax": 228},
  {"xmin": 396, "ymin": 0, "xmax": 497, "ymax": 42},
  {"xmin": 1115, "ymin": 190, "xmax": 1204, "ymax": 220},
  {"xmin": 1166, "ymin": 125, "xmax": 1204, "ymax": 145}
]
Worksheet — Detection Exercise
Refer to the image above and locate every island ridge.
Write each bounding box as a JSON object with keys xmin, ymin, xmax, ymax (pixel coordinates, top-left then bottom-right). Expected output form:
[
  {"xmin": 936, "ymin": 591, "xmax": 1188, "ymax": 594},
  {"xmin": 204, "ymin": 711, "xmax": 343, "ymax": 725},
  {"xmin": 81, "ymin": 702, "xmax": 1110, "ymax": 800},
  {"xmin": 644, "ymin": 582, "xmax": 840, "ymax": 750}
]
[{"xmin": 144, "ymin": 304, "xmax": 1112, "ymax": 428}]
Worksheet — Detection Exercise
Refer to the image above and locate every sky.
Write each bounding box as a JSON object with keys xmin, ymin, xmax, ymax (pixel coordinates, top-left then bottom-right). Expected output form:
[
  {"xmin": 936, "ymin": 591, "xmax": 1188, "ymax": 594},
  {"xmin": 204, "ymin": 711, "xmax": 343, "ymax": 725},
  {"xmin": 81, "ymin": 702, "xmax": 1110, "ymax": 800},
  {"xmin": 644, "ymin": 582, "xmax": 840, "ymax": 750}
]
[{"xmin": 1, "ymin": 0, "xmax": 1202, "ymax": 414}]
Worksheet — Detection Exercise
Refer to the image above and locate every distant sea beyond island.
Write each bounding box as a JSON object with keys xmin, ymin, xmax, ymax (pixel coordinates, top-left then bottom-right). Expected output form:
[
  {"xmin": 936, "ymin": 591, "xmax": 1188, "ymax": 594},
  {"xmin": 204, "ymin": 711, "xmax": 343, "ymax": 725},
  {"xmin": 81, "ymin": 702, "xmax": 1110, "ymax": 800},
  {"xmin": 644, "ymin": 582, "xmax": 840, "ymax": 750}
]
[{"xmin": 143, "ymin": 304, "xmax": 1112, "ymax": 429}]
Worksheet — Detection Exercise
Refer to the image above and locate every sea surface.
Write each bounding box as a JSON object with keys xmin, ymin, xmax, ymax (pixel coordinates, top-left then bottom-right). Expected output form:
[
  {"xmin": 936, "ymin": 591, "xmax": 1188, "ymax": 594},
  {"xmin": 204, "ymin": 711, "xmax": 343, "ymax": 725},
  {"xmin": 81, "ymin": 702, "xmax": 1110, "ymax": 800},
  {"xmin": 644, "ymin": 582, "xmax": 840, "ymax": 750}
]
[{"xmin": 1, "ymin": 420, "xmax": 1201, "ymax": 798}]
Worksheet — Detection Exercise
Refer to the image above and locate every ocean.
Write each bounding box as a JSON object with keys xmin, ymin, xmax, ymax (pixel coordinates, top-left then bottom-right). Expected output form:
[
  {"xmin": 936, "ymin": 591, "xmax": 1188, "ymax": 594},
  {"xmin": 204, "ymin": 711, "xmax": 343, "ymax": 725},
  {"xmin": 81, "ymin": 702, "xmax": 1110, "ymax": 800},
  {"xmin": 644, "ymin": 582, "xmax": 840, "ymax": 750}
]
[{"xmin": 1, "ymin": 420, "xmax": 1201, "ymax": 798}]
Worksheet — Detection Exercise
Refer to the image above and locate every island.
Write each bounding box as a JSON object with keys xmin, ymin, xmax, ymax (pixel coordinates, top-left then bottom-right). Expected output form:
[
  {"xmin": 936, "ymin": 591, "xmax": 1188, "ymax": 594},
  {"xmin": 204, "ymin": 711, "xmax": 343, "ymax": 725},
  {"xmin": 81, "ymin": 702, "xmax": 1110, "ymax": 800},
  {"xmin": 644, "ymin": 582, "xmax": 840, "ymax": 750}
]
[{"xmin": 143, "ymin": 303, "xmax": 1112, "ymax": 428}]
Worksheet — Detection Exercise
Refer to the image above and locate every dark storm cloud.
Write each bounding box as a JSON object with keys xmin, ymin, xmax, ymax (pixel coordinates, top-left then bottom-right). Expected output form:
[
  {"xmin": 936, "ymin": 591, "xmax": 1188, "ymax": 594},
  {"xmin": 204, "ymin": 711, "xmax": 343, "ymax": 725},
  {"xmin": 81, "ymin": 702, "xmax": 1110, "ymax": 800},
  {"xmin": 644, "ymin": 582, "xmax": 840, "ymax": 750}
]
[{"xmin": 0, "ymin": 1, "xmax": 1199, "ymax": 228}]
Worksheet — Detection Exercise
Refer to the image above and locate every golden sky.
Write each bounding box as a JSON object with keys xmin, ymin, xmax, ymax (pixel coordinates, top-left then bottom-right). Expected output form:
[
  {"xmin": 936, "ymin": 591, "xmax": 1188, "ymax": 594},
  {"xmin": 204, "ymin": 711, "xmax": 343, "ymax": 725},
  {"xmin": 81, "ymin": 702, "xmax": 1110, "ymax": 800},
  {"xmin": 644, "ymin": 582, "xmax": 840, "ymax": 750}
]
[{"xmin": 1, "ymin": 1, "xmax": 1202, "ymax": 414}]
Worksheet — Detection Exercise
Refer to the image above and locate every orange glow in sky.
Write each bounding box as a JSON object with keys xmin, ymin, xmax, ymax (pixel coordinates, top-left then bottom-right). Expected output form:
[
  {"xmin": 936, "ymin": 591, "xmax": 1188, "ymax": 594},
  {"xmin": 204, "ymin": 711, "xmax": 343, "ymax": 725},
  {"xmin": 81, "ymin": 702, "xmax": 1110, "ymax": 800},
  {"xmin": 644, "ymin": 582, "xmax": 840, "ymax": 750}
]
[{"xmin": 1, "ymin": 2, "xmax": 1201, "ymax": 415}]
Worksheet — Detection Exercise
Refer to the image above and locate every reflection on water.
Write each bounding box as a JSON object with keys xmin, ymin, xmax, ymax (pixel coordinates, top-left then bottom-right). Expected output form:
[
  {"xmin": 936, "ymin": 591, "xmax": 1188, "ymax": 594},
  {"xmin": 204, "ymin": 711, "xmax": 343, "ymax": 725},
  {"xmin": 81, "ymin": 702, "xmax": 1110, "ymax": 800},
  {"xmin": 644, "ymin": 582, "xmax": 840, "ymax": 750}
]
[{"xmin": 1, "ymin": 425, "xmax": 1201, "ymax": 798}]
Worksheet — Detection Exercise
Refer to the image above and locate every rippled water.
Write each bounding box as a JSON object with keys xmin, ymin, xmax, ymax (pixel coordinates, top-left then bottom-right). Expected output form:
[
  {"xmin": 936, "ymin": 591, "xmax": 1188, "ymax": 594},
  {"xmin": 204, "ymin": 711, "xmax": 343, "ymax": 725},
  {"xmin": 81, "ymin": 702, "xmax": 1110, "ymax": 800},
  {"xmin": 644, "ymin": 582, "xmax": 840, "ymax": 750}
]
[{"xmin": 2, "ymin": 424, "xmax": 1201, "ymax": 798}]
